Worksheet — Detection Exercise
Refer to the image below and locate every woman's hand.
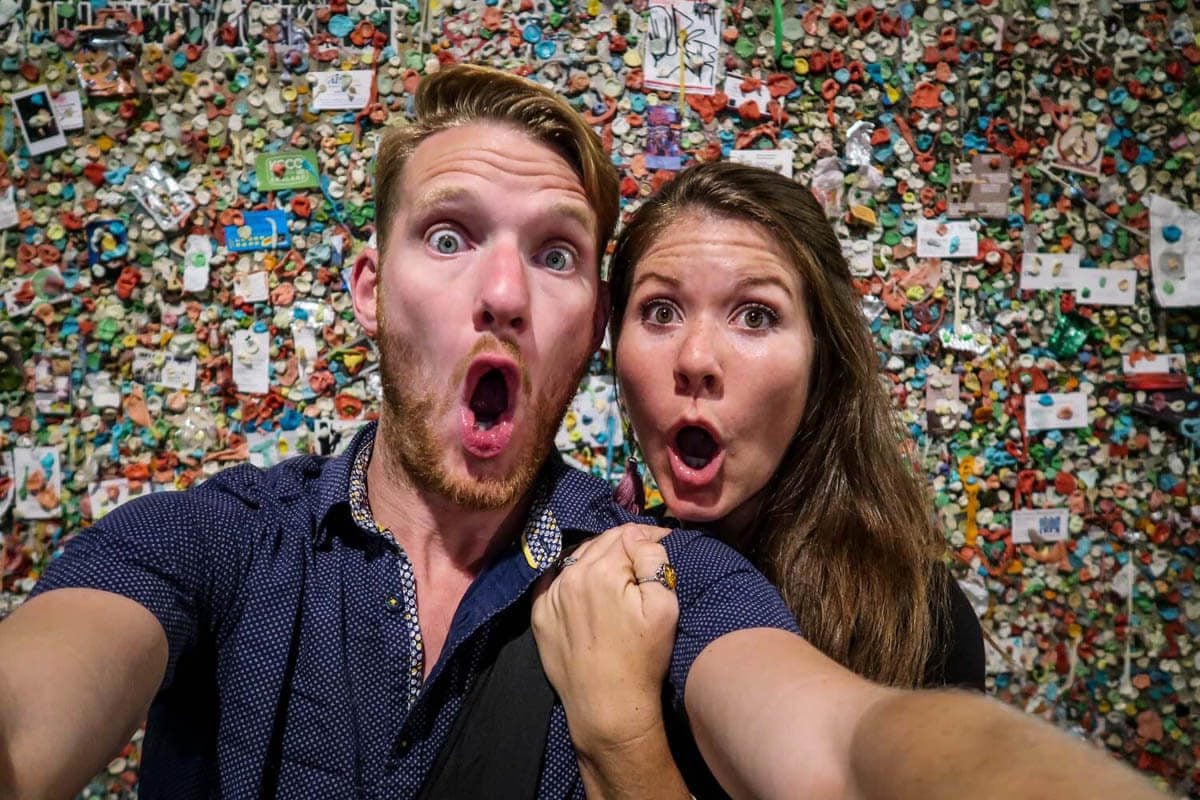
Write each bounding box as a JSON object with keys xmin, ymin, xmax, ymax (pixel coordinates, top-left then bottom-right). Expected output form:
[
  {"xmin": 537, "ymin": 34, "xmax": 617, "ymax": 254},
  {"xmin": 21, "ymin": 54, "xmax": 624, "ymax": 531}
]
[{"xmin": 532, "ymin": 523, "xmax": 687, "ymax": 798}]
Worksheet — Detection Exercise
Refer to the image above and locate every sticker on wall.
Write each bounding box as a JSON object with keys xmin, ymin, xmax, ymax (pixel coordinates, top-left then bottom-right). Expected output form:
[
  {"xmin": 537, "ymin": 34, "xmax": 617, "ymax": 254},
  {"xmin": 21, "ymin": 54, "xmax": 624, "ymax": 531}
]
[
  {"xmin": 1011, "ymin": 508, "xmax": 1070, "ymax": 545},
  {"xmin": 643, "ymin": 0, "xmax": 722, "ymax": 95},
  {"xmin": 255, "ymin": 149, "xmax": 320, "ymax": 191},
  {"xmin": 226, "ymin": 210, "xmax": 291, "ymax": 252}
]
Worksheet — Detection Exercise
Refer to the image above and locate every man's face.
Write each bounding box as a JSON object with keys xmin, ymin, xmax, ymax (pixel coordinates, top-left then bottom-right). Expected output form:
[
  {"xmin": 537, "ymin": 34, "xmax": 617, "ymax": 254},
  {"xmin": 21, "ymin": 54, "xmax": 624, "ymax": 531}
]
[{"xmin": 351, "ymin": 122, "xmax": 608, "ymax": 510}]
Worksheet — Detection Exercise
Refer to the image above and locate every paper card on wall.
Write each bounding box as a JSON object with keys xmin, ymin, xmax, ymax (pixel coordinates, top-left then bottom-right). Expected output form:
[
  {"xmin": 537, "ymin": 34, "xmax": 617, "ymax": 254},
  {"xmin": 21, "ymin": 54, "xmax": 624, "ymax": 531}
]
[
  {"xmin": 1071, "ymin": 268, "xmax": 1137, "ymax": 306},
  {"xmin": 159, "ymin": 357, "xmax": 198, "ymax": 391},
  {"xmin": 294, "ymin": 326, "xmax": 320, "ymax": 377},
  {"xmin": 915, "ymin": 220, "xmax": 979, "ymax": 258},
  {"xmin": 309, "ymin": 70, "xmax": 373, "ymax": 110},
  {"xmin": 11, "ymin": 85, "xmax": 67, "ymax": 155},
  {"xmin": 723, "ymin": 73, "xmax": 770, "ymax": 110},
  {"xmin": 88, "ymin": 478, "xmax": 130, "ymax": 520},
  {"xmin": 182, "ymin": 234, "xmax": 212, "ymax": 292},
  {"xmin": 225, "ymin": 210, "xmax": 290, "ymax": 252},
  {"xmin": 1024, "ymin": 391, "xmax": 1089, "ymax": 431},
  {"xmin": 925, "ymin": 371, "xmax": 962, "ymax": 436},
  {"xmin": 1020, "ymin": 252, "xmax": 1079, "ymax": 291},
  {"xmin": 87, "ymin": 372, "xmax": 121, "ymax": 409},
  {"xmin": 946, "ymin": 153, "xmax": 1011, "ymax": 219},
  {"xmin": 1011, "ymin": 508, "xmax": 1070, "ymax": 544},
  {"xmin": 644, "ymin": 105, "xmax": 683, "ymax": 170},
  {"xmin": 231, "ymin": 329, "xmax": 270, "ymax": 395},
  {"xmin": 0, "ymin": 185, "xmax": 18, "ymax": 229},
  {"xmin": 642, "ymin": 0, "xmax": 722, "ymax": 95},
  {"xmin": 234, "ymin": 271, "xmax": 270, "ymax": 303},
  {"xmin": 12, "ymin": 446, "xmax": 62, "ymax": 520},
  {"xmin": 728, "ymin": 148, "xmax": 794, "ymax": 178},
  {"xmin": 1148, "ymin": 194, "xmax": 1200, "ymax": 307},
  {"xmin": 2, "ymin": 278, "xmax": 35, "ymax": 317},
  {"xmin": 50, "ymin": 90, "xmax": 85, "ymax": 131},
  {"xmin": 30, "ymin": 351, "xmax": 72, "ymax": 416},
  {"xmin": 1122, "ymin": 353, "xmax": 1186, "ymax": 375},
  {"xmin": 0, "ymin": 452, "xmax": 14, "ymax": 517}
]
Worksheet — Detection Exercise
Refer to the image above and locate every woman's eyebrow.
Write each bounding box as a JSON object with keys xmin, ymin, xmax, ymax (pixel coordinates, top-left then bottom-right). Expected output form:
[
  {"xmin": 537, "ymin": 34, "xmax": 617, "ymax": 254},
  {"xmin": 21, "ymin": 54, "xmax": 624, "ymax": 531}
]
[
  {"xmin": 734, "ymin": 274, "xmax": 796, "ymax": 302},
  {"xmin": 631, "ymin": 271, "xmax": 682, "ymax": 290}
]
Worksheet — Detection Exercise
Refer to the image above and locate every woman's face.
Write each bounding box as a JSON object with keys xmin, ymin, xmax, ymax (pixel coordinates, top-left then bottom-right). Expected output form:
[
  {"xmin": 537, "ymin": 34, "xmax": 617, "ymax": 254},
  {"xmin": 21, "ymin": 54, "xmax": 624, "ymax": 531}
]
[{"xmin": 616, "ymin": 212, "xmax": 815, "ymax": 534}]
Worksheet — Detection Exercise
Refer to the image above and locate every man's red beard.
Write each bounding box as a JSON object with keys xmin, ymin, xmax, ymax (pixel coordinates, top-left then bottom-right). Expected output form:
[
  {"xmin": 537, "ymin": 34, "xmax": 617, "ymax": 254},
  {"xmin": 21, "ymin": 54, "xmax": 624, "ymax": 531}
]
[{"xmin": 374, "ymin": 317, "xmax": 589, "ymax": 511}]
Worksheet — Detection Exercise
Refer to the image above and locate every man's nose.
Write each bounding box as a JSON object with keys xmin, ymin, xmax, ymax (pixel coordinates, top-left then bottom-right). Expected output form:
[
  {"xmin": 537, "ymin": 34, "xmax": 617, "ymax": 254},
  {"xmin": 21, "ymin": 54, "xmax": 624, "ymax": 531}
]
[
  {"xmin": 474, "ymin": 241, "xmax": 531, "ymax": 335},
  {"xmin": 673, "ymin": 320, "xmax": 722, "ymax": 397}
]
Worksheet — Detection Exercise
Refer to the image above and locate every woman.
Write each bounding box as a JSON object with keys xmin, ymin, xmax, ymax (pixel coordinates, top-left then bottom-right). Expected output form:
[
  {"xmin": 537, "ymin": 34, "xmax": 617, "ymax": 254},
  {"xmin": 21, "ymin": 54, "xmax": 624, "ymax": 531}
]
[{"xmin": 533, "ymin": 161, "xmax": 985, "ymax": 796}]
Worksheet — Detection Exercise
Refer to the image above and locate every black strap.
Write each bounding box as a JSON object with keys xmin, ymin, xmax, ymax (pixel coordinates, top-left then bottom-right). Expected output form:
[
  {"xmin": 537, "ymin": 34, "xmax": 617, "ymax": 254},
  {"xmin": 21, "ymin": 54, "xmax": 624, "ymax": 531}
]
[{"xmin": 417, "ymin": 595, "xmax": 556, "ymax": 800}]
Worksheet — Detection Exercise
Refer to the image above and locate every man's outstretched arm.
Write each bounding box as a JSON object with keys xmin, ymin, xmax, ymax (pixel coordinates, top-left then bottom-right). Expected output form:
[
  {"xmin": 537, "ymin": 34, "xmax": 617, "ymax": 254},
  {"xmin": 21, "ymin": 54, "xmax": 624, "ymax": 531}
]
[
  {"xmin": 685, "ymin": 628, "xmax": 1167, "ymax": 800},
  {"xmin": 0, "ymin": 589, "xmax": 166, "ymax": 800}
]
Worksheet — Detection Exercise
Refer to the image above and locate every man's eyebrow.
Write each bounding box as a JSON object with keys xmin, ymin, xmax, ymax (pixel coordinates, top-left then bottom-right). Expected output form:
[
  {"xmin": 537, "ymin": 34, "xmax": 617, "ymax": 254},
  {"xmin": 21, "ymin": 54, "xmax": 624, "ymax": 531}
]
[
  {"xmin": 406, "ymin": 186, "xmax": 476, "ymax": 217},
  {"xmin": 544, "ymin": 202, "xmax": 596, "ymax": 238},
  {"xmin": 735, "ymin": 274, "xmax": 797, "ymax": 302},
  {"xmin": 631, "ymin": 271, "xmax": 682, "ymax": 290}
]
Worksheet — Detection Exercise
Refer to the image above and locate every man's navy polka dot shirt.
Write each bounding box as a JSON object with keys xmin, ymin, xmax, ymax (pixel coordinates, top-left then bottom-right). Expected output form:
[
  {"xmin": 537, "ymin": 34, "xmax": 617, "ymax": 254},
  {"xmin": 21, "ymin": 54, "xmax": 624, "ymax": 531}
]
[{"xmin": 32, "ymin": 423, "xmax": 799, "ymax": 798}]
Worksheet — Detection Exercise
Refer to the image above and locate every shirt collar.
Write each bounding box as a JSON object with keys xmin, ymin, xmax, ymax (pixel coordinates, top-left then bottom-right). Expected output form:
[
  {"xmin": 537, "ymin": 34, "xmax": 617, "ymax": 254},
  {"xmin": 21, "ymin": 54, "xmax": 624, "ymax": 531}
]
[{"xmin": 311, "ymin": 421, "xmax": 628, "ymax": 564}]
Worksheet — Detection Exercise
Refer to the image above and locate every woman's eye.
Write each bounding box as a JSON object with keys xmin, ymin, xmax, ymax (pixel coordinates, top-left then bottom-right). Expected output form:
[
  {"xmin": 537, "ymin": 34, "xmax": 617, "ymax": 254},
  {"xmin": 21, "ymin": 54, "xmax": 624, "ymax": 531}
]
[
  {"xmin": 540, "ymin": 247, "xmax": 575, "ymax": 272},
  {"xmin": 427, "ymin": 229, "xmax": 465, "ymax": 255},
  {"xmin": 643, "ymin": 301, "xmax": 678, "ymax": 325},
  {"xmin": 735, "ymin": 305, "xmax": 777, "ymax": 330}
]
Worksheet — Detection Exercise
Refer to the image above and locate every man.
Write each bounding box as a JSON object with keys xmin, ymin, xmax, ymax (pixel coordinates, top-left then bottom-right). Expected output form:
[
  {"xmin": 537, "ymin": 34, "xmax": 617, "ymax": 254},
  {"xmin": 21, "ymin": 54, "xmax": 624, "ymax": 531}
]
[{"xmin": 0, "ymin": 65, "xmax": 1167, "ymax": 800}]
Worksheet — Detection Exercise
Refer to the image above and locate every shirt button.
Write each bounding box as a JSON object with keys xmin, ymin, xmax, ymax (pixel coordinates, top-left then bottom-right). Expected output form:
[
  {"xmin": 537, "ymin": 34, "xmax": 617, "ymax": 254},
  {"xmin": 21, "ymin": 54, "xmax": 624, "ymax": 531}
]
[{"xmin": 387, "ymin": 596, "xmax": 399, "ymax": 609}]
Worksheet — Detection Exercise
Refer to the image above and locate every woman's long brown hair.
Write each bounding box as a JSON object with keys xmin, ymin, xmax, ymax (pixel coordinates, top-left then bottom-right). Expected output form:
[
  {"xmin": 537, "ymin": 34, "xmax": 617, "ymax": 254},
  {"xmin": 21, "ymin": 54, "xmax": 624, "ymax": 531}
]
[{"xmin": 609, "ymin": 162, "xmax": 948, "ymax": 687}]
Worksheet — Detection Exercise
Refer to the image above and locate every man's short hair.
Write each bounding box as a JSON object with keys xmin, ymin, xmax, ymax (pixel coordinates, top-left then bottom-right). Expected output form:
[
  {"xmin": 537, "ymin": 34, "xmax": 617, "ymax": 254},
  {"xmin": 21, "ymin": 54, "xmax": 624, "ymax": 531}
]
[{"xmin": 374, "ymin": 65, "xmax": 619, "ymax": 264}]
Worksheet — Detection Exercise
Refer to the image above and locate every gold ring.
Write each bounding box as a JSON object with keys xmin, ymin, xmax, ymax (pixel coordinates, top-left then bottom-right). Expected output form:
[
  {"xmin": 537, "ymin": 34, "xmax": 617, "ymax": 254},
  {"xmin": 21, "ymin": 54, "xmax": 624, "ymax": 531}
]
[{"xmin": 635, "ymin": 562, "xmax": 677, "ymax": 591}]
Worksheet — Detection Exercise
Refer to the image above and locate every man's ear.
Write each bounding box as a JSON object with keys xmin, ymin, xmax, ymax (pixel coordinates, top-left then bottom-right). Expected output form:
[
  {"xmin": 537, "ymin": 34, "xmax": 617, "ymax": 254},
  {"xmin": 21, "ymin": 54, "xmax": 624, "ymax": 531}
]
[
  {"xmin": 591, "ymin": 280, "xmax": 611, "ymax": 355},
  {"xmin": 349, "ymin": 247, "xmax": 379, "ymax": 336}
]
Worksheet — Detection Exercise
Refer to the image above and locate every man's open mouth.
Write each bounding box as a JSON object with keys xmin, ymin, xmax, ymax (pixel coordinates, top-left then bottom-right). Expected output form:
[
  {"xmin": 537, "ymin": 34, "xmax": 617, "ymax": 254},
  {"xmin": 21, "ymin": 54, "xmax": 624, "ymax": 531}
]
[{"xmin": 460, "ymin": 357, "xmax": 520, "ymax": 458}]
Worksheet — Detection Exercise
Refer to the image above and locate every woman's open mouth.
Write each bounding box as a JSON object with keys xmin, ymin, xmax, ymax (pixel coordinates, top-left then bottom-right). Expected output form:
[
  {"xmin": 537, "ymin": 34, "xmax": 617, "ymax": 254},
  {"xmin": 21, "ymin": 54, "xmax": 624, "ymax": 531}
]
[{"xmin": 666, "ymin": 422, "xmax": 725, "ymax": 488}]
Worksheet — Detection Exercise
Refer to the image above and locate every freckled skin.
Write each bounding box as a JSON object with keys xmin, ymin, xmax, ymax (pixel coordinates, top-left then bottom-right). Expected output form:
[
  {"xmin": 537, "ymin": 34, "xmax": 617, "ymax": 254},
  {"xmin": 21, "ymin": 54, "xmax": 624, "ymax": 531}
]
[{"xmin": 617, "ymin": 213, "xmax": 814, "ymax": 534}]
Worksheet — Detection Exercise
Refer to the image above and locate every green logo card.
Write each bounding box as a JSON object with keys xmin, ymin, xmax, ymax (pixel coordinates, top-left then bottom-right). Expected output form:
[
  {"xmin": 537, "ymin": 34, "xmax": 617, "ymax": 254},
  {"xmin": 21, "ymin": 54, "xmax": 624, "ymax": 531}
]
[{"xmin": 255, "ymin": 150, "xmax": 320, "ymax": 191}]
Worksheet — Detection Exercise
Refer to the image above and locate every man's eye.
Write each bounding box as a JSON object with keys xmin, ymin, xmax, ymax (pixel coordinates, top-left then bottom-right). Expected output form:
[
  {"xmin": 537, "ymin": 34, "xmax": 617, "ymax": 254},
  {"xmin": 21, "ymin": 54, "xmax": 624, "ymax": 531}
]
[
  {"xmin": 427, "ymin": 229, "xmax": 466, "ymax": 255},
  {"xmin": 540, "ymin": 247, "xmax": 575, "ymax": 272}
]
